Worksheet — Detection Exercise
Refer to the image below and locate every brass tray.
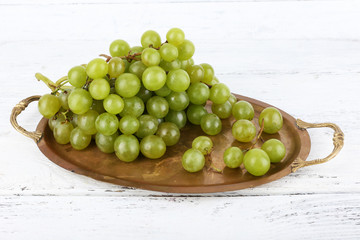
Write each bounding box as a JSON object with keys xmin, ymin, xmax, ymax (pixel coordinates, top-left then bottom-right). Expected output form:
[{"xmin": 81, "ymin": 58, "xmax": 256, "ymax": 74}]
[{"xmin": 11, "ymin": 94, "xmax": 344, "ymax": 193}]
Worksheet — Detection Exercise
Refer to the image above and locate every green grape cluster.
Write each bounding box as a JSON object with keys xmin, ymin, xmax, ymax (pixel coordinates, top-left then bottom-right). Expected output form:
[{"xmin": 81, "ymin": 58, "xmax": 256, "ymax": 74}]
[{"xmin": 36, "ymin": 28, "xmax": 285, "ymax": 177}]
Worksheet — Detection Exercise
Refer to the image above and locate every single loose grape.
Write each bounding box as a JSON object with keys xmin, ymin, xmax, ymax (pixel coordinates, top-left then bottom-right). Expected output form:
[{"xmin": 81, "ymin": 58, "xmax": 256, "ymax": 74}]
[
  {"xmin": 77, "ymin": 109, "xmax": 99, "ymax": 135},
  {"xmin": 243, "ymin": 149, "xmax": 271, "ymax": 176},
  {"xmin": 141, "ymin": 30, "xmax": 161, "ymax": 48},
  {"xmin": 115, "ymin": 73, "xmax": 141, "ymax": 98},
  {"xmin": 58, "ymin": 90, "xmax": 70, "ymax": 110},
  {"xmin": 146, "ymin": 96, "xmax": 169, "ymax": 119},
  {"xmin": 68, "ymin": 88, "xmax": 93, "ymax": 115},
  {"xmin": 135, "ymin": 114, "xmax": 159, "ymax": 138},
  {"xmin": 159, "ymin": 43, "xmax": 178, "ymax": 62},
  {"xmin": 166, "ymin": 28, "xmax": 185, "ymax": 46},
  {"xmin": 68, "ymin": 66, "xmax": 87, "ymax": 88},
  {"xmin": 209, "ymin": 83, "xmax": 230, "ymax": 104},
  {"xmin": 140, "ymin": 135, "xmax": 166, "ymax": 159},
  {"xmin": 159, "ymin": 59, "xmax": 181, "ymax": 72},
  {"xmin": 186, "ymin": 104, "xmax": 208, "ymax": 125},
  {"xmin": 156, "ymin": 122, "xmax": 180, "ymax": 146},
  {"xmin": 186, "ymin": 65, "xmax": 204, "ymax": 83},
  {"xmin": 119, "ymin": 96, "xmax": 145, "ymax": 117},
  {"xmin": 200, "ymin": 113, "xmax": 222, "ymax": 136},
  {"xmin": 232, "ymin": 119, "xmax": 256, "ymax": 142},
  {"xmin": 192, "ymin": 136, "xmax": 213, "ymax": 155},
  {"xmin": 165, "ymin": 110, "xmax": 187, "ymax": 129},
  {"xmin": 261, "ymin": 139, "xmax": 286, "ymax": 163},
  {"xmin": 89, "ymin": 78, "xmax": 110, "ymax": 100},
  {"xmin": 129, "ymin": 61, "xmax": 147, "ymax": 79},
  {"xmin": 187, "ymin": 82, "xmax": 210, "ymax": 105},
  {"xmin": 259, "ymin": 107, "xmax": 283, "ymax": 134},
  {"xmin": 114, "ymin": 135, "xmax": 140, "ymax": 162},
  {"xmin": 119, "ymin": 115, "xmax": 140, "ymax": 135},
  {"xmin": 95, "ymin": 113, "xmax": 119, "ymax": 136},
  {"xmin": 200, "ymin": 63, "xmax": 214, "ymax": 84},
  {"xmin": 91, "ymin": 100, "xmax": 105, "ymax": 114},
  {"xmin": 166, "ymin": 69, "xmax": 190, "ymax": 92},
  {"xmin": 86, "ymin": 58, "xmax": 108, "ymax": 79},
  {"xmin": 155, "ymin": 85, "xmax": 172, "ymax": 97},
  {"xmin": 166, "ymin": 91, "xmax": 189, "ymax": 111},
  {"xmin": 177, "ymin": 39, "xmax": 195, "ymax": 61},
  {"xmin": 53, "ymin": 121, "xmax": 74, "ymax": 144},
  {"xmin": 108, "ymin": 57, "xmax": 125, "ymax": 79},
  {"xmin": 228, "ymin": 94, "xmax": 237, "ymax": 106},
  {"xmin": 109, "ymin": 39, "xmax": 130, "ymax": 57},
  {"xmin": 70, "ymin": 127, "xmax": 92, "ymax": 150},
  {"xmin": 232, "ymin": 101, "xmax": 254, "ymax": 120},
  {"xmin": 95, "ymin": 132, "xmax": 119, "ymax": 153},
  {"xmin": 182, "ymin": 149, "xmax": 205, "ymax": 173},
  {"xmin": 38, "ymin": 94, "xmax": 61, "ymax": 119},
  {"xmin": 142, "ymin": 66, "xmax": 167, "ymax": 91},
  {"xmin": 142, "ymin": 48, "xmax": 161, "ymax": 67},
  {"xmin": 103, "ymin": 94, "xmax": 124, "ymax": 115},
  {"xmin": 212, "ymin": 101, "xmax": 232, "ymax": 119},
  {"xmin": 136, "ymin": 86, "xmax": 153, "ymax": 103},
  {"xmin": 223, "ymin": 147, "xmax": 244, "ymax": 168}
]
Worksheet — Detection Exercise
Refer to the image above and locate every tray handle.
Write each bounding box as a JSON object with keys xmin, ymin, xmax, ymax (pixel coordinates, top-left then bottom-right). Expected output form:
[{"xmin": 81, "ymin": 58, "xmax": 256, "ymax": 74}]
[
  {"xmin": 10, "ymin": 95, "xmax": 43, "ymax": 143},
  {"xmin": 291, "ymin": 119, "xmax": 344, "ymax": 172}
]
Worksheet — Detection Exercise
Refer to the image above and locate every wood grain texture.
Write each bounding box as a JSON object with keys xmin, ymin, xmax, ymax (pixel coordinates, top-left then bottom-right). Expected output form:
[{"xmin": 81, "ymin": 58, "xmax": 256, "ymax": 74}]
[{"xmin": 0, "ymin": 0, "xmax": 359, "ymax": 239}]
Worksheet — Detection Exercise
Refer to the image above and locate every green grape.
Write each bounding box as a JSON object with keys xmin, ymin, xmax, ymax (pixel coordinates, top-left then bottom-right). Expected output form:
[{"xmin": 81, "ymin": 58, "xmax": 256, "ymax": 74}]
[
  {"xmin": 186, "ymin": 65, "xmax": 204, "ymax": 83},
  {"xmin": 187, "ymin": 82, "xmax": 210, "ymax": 105},
  {"xmin": 243, "ymin": 149, "xmax": 271, "ymax": 176},
  {"xmin": 48, "ymin": 114, "xmax": 65, "ymax": 131},
  {"xmin": 166, "ymin": 91, "xmax": 189, "ymax": 111},
  {"xmin": 129, "ymin": 46, "xmax": 144, "ymax": 56},
  {"xmin": 232, "ymin": 100, "xmax": 254, "ymax": 120},
  {"xmin": 186, "ymin": 104, "xmax": 208, "ymax": 125},
  {"xmin": 223, "ymin": 147, "xmax": 244, "ymax": 168},
  {"xmin": 77, "ymin": 109, "xmax": 99, "ymax": 135},
  {"xmin": 124, "ymin": 60, "xmax": 131, "ymax": 73},
  {"xmin": 159, "ymin": 43, "xmax": 178, "ymax": 62},
  {"xmin": 212, "ymin": 101, "xmax": 232, "ymax": 119},
  {"xmin": 165, "ymin": 110, "xmax": 187, "ymax": 129},
  {"xmin": 177, "ymin": 39, "xmax": 195, "ymax": 61},
  {"xmin": 95, "ymin": 132, "xmax": 119, "ymax": 153},
  {"xmin": 114, "ymin": 134, "xmax": 140, "ymax": 162},
  {"xmin": 146, "ymin": 96, "xmax": 169, "ymax": 119},
  {"xmin": 200, "ymin": 113, "xmax": 222, "ymax": 135},
  {"xmin": 119, "ymin": 115, "xmax": 140, "ymax": 135},
  {"xmin": 232, "ymin": 119, "xmax": 256, "ymax": 142},
  {"xmin": 86, "ymin": 58, "xmax": 108, "ymax": 79},
  {"xmin": 141, "ymin": 30, "xmax": 161, "ymax": 48},
  {"xmin": 192, "ymin": 136, "xmax": 213, "ymax": 155},
  {"xmin": 166, "ymin": 28, "xmax": 185, "ymax": 46},
  {"xmin": 228, "ymin": 94, "xmax": 237, "ymax": 106},
  {"xmin": 70, "ymin": 114, "xmax": 78, "ymax": 128},
  {"xmin": 166, "ymin": 69, "xmax": 190, "ymax": 92},
  {"xmin": 58, "ymin": 90, "xmax": 70, "ymax": 110},
  {"xmin": 261, "ymin": 139, "xmax": 286, "ymax": 163},
  {"xmin": 119, "ymin": 96, "xmax": 145, "ymax": 117},
  {"xmin": 182, "ymin": 149, "xmax": 205, "ymax": 173},
  {"xmin": 108, "ymin": 57, "xmax": 125, "ymax": 79},
  {"xmin": 135, "ymin": 114, "xmax": 159, "ymax": 138},
  {"xmin": 103, "ymin": 94, "xmax": 124, "ymax": 115},
  {"xmin": 136, "ymin": 86, "xmax": 153, "ymax": 103},
  {"xmin": 68, "ymin": 66, "xmax": 87, "ymax": 88},
  {"xmin": 154, "ymin": 84, "xmax": 171, "ymax": 97},
  {"xmin": 38, "ymin": 94, "xmax": 61, "ymax": 119},
  {"xmin": 159, "ymin": 59, "xmax": 181, "ymax": 72},
  {"xmin": 259, "ymin": 107, "xmax": 283, "ymax": 134},
  {"xmin": 140, "ymin": 135, "xmax": 166, "ymax": 159},
  {"xmin": 90, "ymin": 100, "xmax": 105, "ymax": 114},
  {"xmin": 142, "ymin": 66, "xmax": 167, "ymax": 91},
  {"xmin": 70, "ymin": 127, "xmax": 92, "ymax": 150},
  {"xmin": 208, "ymin": 76, "xmax": 220, "ymax": 86},
  {"xmin": 141, "ymin": 48, "xmax": 161, "ymax": 67},
  {"xmin": 129, "ymin": 61, "xmax": 147, "ymax": 79},
  {"xmin": 53, "ymin": 121, "xmax": 74, "ymax": 144},
  {"xmin": 156, "ymin": 122, "xmax": 180, "ymax": 146},
  {"xmin": 180, "ymin": 58, "xmax": 194, "ymax": 70},
  {"xmin": 95, "ymin": 113, "xmax": 119, "ymax": 136},
  {"xmin": 115, "ymin": 73, "xmax": 141, "ymax": 98},
  {"xmin": 200, "ymin": 63, "xmax": 214, "ymax": 84},
  {"xmin": 89, "ymin": 78, "xmax": 110, "ymax": 100},
  {"xmin": 209, "ymin": 83, "xmax": 230, "ymax": 104},
  {"xmin": 109, "ymin": 39, "xmax": 130, "ymax": 57}
]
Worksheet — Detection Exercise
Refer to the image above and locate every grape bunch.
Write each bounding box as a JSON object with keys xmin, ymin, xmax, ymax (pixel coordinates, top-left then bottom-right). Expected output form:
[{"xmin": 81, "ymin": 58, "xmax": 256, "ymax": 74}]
[{"xmin": 37, "ymin": 28, "xmax": 285, "ymax": 177}]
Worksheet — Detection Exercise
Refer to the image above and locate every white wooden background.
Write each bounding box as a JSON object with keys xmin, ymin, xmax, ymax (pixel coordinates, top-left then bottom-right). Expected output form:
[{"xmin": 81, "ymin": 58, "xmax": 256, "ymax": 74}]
[{"xmin": 0, "ymin": 0, "xmax": 359, "ymax": 239}]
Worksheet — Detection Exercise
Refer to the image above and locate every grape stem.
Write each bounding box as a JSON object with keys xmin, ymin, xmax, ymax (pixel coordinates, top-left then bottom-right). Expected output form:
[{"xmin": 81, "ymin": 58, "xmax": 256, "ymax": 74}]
[
  {"xmin": 99, "ymin": 52, "xmax": 142, "ymax": 63},
  {"xmin": 247, "ymin": 119, "xmax": 265, "ymax": 151},
  {"xmin": 205, "ymin": 151, "xmax": 223, "ymax": 174},
  {"xmin": 35, "ymin": 73, "xmax": 57, "ymax": 92}
]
